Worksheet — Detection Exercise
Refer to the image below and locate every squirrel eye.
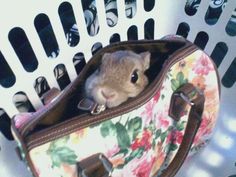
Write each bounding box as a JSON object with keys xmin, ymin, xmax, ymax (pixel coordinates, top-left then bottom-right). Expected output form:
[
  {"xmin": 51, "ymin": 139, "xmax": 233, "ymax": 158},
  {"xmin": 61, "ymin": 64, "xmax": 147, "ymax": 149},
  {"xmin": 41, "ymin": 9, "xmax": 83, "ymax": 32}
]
[{"xmin": 131, "ymin": 70, "xmax": 138, "ymax": 84}]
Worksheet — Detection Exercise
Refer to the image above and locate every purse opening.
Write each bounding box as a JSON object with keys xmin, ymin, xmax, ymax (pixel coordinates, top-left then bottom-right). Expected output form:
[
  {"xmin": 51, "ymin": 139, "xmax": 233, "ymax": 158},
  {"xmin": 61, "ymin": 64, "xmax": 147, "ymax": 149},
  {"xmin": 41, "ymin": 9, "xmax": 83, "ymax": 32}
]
[{"xmin": 32, "ymin": 40, "xmax": 188, "ymax": 133}]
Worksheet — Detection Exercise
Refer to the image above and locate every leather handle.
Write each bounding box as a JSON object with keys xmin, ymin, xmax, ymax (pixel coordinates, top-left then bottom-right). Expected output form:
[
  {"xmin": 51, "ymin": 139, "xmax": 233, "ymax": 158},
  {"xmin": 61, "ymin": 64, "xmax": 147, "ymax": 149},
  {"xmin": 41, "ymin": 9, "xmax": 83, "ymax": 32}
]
[
  {"xmin": 160, "ymin": 83, "xmax": 205, "ymax": 177},
  {"xmin": 41, "ymin": 87, "xmax": 61, "ymax": 105}
]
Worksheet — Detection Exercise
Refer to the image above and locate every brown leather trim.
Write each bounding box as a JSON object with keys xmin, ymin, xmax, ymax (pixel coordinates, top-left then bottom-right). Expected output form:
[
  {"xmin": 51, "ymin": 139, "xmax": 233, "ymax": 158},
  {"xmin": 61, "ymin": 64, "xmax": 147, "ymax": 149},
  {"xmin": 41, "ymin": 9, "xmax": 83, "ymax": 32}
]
[
  {"xmin": 41, "ymin": 87, "xmax": 61, "ymax": 105},
  {"xmin": 11, "ymin": 121, "xmax": 39, "ymax": 177}
]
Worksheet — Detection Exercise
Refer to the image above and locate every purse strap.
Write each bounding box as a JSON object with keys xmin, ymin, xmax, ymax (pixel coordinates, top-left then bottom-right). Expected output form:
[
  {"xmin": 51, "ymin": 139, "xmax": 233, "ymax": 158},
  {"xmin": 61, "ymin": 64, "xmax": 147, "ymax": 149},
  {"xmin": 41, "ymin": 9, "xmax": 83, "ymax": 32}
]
[
  {"xmin": 160, "ymin": 83, "xmax": 205, "ymax": 177},
  {"xmin": 76, "ymin": 83, "xmax": 205, "ymax": 177}
]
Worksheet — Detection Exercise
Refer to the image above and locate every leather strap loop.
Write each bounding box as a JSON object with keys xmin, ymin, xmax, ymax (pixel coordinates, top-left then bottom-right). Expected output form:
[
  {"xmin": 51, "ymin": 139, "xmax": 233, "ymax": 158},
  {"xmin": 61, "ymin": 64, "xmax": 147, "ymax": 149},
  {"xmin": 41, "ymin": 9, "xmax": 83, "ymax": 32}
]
[{"xmin": 76, "ymin": 153, "xmax": 113, "ymax": 177}]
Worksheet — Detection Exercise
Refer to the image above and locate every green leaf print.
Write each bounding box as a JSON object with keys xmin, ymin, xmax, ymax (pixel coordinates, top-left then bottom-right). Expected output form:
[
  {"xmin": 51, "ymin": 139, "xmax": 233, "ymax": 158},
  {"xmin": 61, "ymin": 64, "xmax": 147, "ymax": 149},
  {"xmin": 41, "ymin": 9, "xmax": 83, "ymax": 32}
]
[
  {"xmin": 115, "ymin": 149, "xmax": 129, "ymax": 156},
  {"xmin": 161, "ymin": 94, "xmax": 165, "ymax": 100},
  {"xmin": 165, "ymin": 143, "xmax": 178, "ymax": 153},
  {"xmin": 171, "ymin": 71, "xmax": 188, "ymax": 91},
  {"xmin": 100, "ymin": 120, "xmax": 116, "ymax": 137},
  {"xmin": 160, "ymin": 131, "xmax": 168, "ymax": 143},
  {"xmin": 125, "ymin": 148, "xmax": 144, "ymax": 164},
  {"xmin": 176, "ymin": 72, "xmax": 184, "ymax": 84},
  {"xmin": 171, "ymin": 79, "xmax": 179, "ymax": 91},
  {"xmin": 168, "ymin": 126, "xmax": 174, "ymax": 131},
  {"xmin": 127, "ymin": 117, "xmax": 142, "ymax": 140},
  {"xmin": 49, "ymin": 146, "xmax": 77, "ymax": 168},
  {"xmin": 176, "ymin": 121, "xmax": 186, "ymax": 131},
  {"xmin": 116, "ymin": 122, "xmax": 131, "ymax": 150},
  {"xmin": 155, "ymin": 129, "xmax": 162, "ymax": 139},
  {"xmin": 169, "ymin": 144, "xmax": 178, "ymax": 151}
]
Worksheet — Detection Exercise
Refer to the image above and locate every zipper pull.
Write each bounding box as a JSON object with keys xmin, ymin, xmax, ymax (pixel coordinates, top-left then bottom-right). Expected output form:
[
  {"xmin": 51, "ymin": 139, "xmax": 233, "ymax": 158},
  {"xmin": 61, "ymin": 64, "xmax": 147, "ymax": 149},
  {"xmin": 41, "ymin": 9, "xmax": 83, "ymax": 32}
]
[{"xmin": 77, "ymin": 98, "xmax": 106, "ymax": 115}]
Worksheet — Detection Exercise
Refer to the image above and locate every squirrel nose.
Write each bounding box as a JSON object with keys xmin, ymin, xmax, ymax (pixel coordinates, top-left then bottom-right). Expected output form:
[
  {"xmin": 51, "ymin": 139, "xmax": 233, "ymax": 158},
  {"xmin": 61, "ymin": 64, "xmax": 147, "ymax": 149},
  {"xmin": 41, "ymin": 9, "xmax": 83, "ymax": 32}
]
[{"xmin": 101, "ymin": 89, "xmax": 116, "ymax": 100}]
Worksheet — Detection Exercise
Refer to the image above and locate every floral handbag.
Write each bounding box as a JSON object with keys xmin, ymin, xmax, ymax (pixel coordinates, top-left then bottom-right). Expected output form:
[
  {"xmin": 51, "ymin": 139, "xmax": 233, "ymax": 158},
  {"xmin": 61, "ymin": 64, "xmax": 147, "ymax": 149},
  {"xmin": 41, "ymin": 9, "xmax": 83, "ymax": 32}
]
[{"xmin": 11, "ymin": 36, "xmax": 220, "ymax": 177}]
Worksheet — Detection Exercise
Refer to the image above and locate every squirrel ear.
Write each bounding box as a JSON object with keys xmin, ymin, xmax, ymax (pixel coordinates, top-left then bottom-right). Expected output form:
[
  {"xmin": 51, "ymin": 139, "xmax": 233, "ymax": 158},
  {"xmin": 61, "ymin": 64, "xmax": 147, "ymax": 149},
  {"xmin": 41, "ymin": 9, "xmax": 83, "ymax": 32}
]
[{"xmin": 140, "ymin": 51, "xmax": 151, "ymax": 70}]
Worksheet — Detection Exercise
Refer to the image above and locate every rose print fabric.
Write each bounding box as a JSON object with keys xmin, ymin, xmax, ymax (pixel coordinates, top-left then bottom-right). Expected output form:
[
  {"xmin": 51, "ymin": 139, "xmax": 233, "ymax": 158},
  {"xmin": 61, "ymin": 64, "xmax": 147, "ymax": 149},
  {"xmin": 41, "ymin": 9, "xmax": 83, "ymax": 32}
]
[{"xmin": 20, "ymin": 49, "xmax": 220, "ymax": 177}]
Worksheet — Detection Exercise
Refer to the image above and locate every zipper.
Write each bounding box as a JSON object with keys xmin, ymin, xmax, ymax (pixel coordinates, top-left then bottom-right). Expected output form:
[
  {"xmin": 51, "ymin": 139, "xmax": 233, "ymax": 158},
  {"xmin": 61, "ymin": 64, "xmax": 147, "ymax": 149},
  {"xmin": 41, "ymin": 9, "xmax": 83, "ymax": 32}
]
[{"xmin": 25, "ymin": 44, "xmax": 197, "ymax": 150}]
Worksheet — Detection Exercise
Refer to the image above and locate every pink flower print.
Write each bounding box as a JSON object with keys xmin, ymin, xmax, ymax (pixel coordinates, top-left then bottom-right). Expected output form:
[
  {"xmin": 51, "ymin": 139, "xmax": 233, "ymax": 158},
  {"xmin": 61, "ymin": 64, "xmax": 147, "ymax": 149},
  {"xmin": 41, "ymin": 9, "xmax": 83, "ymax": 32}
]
[
  {"xmin": 153, "ymin": 91, "xmax": 161, "ymax": 103},
  {"xmin": 131, "ymin": 129, "xmax": 152, "ymax": 151},
  {"xmin": 159, "ymin": 117, "xmax": 169, "ymax": 129},
  {"xmin": 62, "ymin": 164, "xmax": 77, "ymax": 177},
  {"xmin": 193, "ymin": 53, "xmax": 214, "ymax": 75},
  {"xmin": 141, "ymin": 91, "xmax": 161, "ymax": 126},
  {"xmin": 115, "ymin": 151, "xmax": 155, "ymax": 177},
  {"xmin": 132, "ymin": 152, "xmax": 156, "ymax": 177},
  {"xmin": 141, "ymin": 101, "xmax": 155, "ymax": 126},
  {"xmin": 14, "ymin": 112, "xmax": 34, "ymax": 129},
  {"xmin": 166, "ymin": 133, "xmax": 173, "ymax": 144},
  {"xmin": 166, "ymin": 130, "xmax": 183, "ymax": 144},
  {"xmin": 155, "ymin": 106, "xmax": 170, "ymax": 129},
  {"xmin": 173, "ymin": 130, "xmax": 184, "ymax": 144},
  {"xmin": 106, "ymin": 144, "xmax": 120, "ymax": 158}
]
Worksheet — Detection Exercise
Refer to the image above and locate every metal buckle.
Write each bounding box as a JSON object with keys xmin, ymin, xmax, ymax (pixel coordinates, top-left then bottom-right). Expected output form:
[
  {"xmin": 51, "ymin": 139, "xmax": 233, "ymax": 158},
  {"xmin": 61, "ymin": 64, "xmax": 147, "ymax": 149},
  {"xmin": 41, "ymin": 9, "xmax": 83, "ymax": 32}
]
[
  {"xmin": 91, "ymin": 104, "xmax": 106, "ymax": 115},
  {"xmin": 77, "ymin": 98, "xmax": 106, "ymax": 115},
  {"xmin": 175, "ymin": 87, "xmax": 203, "ymax": 106},
  {"xmin": 179, "ymin": 92, "xmax": 195, "ymax": 106}
]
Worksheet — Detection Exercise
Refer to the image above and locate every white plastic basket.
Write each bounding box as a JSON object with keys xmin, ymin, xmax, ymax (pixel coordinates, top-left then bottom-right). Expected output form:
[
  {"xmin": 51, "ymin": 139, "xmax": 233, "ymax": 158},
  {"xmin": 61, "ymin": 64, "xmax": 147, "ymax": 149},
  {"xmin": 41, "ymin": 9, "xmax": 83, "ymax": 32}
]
[{"xmin": 0, "ymin": 0, "xmax": 236, "ymax": 177}]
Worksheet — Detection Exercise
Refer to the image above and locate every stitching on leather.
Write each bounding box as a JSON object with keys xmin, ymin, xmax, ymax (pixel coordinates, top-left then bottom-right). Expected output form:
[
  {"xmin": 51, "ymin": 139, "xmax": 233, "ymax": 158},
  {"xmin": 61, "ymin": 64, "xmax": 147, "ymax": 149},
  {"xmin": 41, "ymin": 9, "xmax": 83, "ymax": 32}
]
[{"xmin": 29, "ymin": 116, "xmax": 121, "ymax": 149}]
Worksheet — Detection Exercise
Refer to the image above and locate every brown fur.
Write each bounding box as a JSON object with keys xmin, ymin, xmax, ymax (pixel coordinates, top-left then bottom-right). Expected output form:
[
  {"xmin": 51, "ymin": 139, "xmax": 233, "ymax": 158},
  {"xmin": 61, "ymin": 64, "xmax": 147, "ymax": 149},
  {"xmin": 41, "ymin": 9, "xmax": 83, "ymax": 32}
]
[{"xmin": 85, "ymin": 50, "xmax": 150, "ymax": 108}]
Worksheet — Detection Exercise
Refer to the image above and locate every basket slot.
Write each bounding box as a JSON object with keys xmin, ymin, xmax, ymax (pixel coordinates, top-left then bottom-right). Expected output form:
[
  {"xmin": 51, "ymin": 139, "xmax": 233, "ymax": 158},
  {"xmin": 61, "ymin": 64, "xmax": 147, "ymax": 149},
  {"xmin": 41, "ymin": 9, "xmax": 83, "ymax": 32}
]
[
  {"xmin": 109, "ymin": 33, "xmax": 121, "ymax": 44},
  {"xmin": 125, "ymin": 0, "xmax": 137, "ymax": 18},
  {"xmin": 34, "ymin": 13, "xmax": 59, "ymax": 58},
  {"xmin": 81, "ymin": 0, "xmax": 100, "ymax": 36},
  {"xmin": 8, "ymin": 27, "xmax": 38, "ymax": 72},
  {"xmin": 205, "ymin": 0, "xmax": 227, "ymax": 25},
  {"xmin": 193, "ymin": 31, "xmax": 209, "ymax": 50},
  {"xmin": 185, "ymin": 0, "xmax": 201, "ymax": 16},
  {"xmin": 54, "ymin": 64, "xmax": 71, "ymax": 90},
  {"xmin": 104, "ymin": 0, "xmax": 118, "ymax": 27},
  {"xmin": 210, "ymin": 42, "xmax": 228, "ymax": 68},
  {"xmin": 34, "ymin": 76, "xmax": 51, "ymax": 99},
  {"xmin": 0, "ymin": 108, "xmax": 13, "ymax": 140},
  {"xmin": 92, "ymin": 42, "xmax": 103, "ymax": 55},
  {"xmin": 58, "ymin": 2, "xmax": 80, "ymax": 47},
  {"xmin": 0, "ymin": 51, "xmax": 15, "ymax": 88},
  {"xmin": 222, "ymin": 57, "xmax": 236, "ymax": 88},
  {"xmin": 176, "ymin": 22, "xmax": 190, "ymax": 38},
  {"xmin": 144, "ymin": 0, "xmax": 155, "ymax": 12},
  {"xmin": 73, "ymin": 52, "xmax": 86, "ymax": 75},
  {"xmin": 144, "ymin": 18, "xmax": 154, "ymax": 40},
  {"xmin": 13, "ymin": 91, "xmax": 35, "ymax": 113},
  {"xmin": 225, "ymin": 8, "xmax": 236, "ymax": 36},
  {"xmin": 127, "ymin": 25, "xmax": 138, "ymax": 40}
]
